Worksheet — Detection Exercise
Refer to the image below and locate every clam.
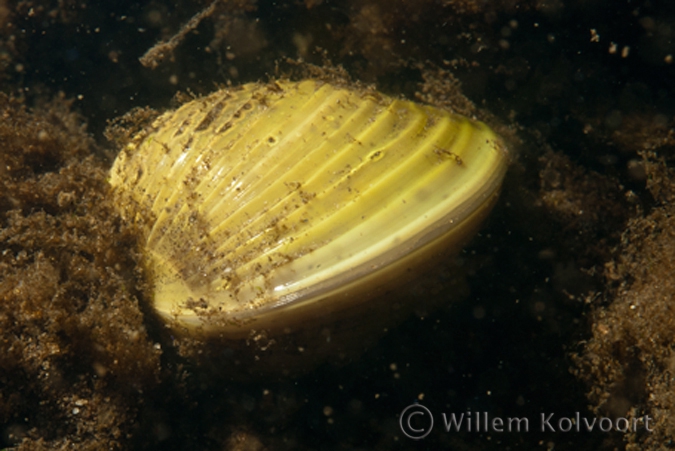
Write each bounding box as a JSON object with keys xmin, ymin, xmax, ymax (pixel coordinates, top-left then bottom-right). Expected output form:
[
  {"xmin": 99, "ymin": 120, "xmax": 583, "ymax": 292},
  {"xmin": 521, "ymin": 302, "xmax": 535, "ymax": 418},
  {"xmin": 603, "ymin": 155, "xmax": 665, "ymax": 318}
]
[{"xmin": 109, "ymin": 79, "xmax": 508, "ymax": 357}]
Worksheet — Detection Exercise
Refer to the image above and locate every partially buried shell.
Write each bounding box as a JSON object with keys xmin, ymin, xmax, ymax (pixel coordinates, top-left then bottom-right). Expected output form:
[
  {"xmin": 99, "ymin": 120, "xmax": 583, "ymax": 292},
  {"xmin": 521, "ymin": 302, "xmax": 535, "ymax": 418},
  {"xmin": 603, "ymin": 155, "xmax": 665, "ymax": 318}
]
[{"xmin": 110, "ymin": 79, "xmax": 508, "ymax": 343}]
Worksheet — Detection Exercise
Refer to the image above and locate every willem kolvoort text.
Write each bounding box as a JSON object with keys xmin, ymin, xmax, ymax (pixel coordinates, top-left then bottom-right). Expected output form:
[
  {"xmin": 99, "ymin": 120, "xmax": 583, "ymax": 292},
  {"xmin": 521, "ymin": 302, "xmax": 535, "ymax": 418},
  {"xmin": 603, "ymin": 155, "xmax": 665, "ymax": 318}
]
[{"xmin": 442, "ymin": 412, "xmax": 653, "ymax": 433}]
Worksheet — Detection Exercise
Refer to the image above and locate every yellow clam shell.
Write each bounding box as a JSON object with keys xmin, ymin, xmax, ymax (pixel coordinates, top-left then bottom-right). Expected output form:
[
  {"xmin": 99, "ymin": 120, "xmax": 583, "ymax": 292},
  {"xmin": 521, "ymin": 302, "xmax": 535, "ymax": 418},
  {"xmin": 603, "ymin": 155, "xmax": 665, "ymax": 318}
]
[{"xmin": 109, "ymin": 79, "xmax": 508, "ymax": 339}]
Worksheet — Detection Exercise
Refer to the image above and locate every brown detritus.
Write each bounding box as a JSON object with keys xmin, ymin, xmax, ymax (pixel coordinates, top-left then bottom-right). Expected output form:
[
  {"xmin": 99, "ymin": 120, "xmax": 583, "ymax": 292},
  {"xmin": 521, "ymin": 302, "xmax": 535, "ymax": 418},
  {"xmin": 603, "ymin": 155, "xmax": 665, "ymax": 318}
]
[
  {"xmin": 140, "ymin": 0, "xmax": 222, "ymax": 70},
  {"xmin": 415, "ymin": 65, "xmax": 478, "ymax": 119},
  {"xmin": 139, "ymin": 0, "xmax": 258, "ymax": 70},
  {"xmin": 643, "ymin": 152, "xmax": 675, "ymax": 205},
  {"xmin": 538, "ymin": 150, "xmax": 633, "ymax": 261},
  {"xmin": 223, "ymin": 428, "xmax": 267, "ymax": 451},
  {"xmin": 575, "ymin": 108, "xmax": 675, "ymax": 174},
  {"xmin": 103, "ymin": 106, "xmax": 161, "ymax": 160},
  {"xmin": 275, "ymin": 58, "xmax": 353, "ymax": 87},
  {"xmin": 0, "ymin": 94, "xmax": 161, "ymax": 449},
  {"xmin": 610, "ymin": 115, "xmax": 675, "ymax": 155},
  {"xmin": 573, "ymin": 153, "xmax": 675, "ymax": 449}
]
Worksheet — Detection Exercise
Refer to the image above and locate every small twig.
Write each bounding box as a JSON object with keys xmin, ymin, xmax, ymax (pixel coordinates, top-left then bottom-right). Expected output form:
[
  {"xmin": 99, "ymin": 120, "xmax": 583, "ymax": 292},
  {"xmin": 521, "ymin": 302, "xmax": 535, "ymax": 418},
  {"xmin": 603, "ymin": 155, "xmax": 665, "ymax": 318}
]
[{"xmin": 139, "ymin": 0, "xmax": 221, "ymax": 69}]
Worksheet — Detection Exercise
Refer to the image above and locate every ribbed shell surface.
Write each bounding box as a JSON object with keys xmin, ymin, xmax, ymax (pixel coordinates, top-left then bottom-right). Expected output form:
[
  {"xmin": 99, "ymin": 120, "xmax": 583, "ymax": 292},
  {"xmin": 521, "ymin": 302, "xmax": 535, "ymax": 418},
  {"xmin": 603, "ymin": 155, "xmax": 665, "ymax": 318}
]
[{"xmin": 109, "ymin": 79, "xmax": 508, "ymax": 336}]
